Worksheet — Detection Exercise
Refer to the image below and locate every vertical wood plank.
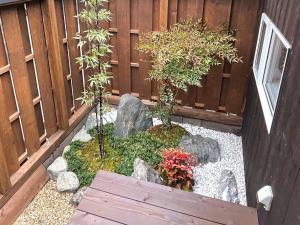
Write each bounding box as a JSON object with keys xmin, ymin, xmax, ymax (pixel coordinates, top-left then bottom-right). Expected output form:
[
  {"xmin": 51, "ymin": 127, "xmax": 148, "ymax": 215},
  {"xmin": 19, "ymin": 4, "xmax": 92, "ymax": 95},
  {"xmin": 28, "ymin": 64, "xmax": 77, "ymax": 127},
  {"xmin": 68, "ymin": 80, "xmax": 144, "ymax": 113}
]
[
  {"xmin": 202, "ymin": 0, "xmax": 232, "ymax": 111},
  {"xmin": 64, "ymin": 0, "xmax": 83, "ymax": 110},
  {"xmin": 42, "ymin": 0, "xmax": 70, "ymax": 129},
  {"xmin": 116, "ymin": 0, "xmax": 131, "ymax": 95},
  {"xmin": 1, "ymin": 8, "xmax": 41, "ymax": 155},
  {"xmin": 0, "ymin": 80, "xmax": 19, "ymax": 174},
  {"xmin": 168, "ymin": 0, "xmax": 178, "ymax": 28},
  {"xmin": 159, "ymin": 0, "xmax": 169, "ymax": 31},
  {"xmin": 138, "ymin": 0, "xmax": 153, "ymax": 100},
  {"xmin": 182, "ymin": 0, "xmax": 204, "ymax": 107},
  {"xmin": 225, "ymin": 0, "xmax": 260, "ymax": 114},
  {"xmin": 0, "ymin": 140, "xmax": 11, "ymax": 194},
  {"xmin": 27, "ymin": 2, "xmax": 58, "ymax": 137}
]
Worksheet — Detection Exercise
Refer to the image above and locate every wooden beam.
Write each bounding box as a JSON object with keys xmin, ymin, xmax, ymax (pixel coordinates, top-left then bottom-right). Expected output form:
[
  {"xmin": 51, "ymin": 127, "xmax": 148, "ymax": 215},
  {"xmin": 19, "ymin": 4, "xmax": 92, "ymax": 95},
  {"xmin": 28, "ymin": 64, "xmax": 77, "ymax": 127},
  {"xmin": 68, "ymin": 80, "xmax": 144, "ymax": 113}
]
[
  {"xmin": 27, "ymin": 2, "xmax": 58, "ymax": 136},
  {"xmin": 1, "ymin": 8, "xmax": 41, "ymax": 155},
  {"xmin": 116, "ymin": 0, "xmax": 131, "ymax": 95},
  {"xmin": 64, "ymin": 0, "xmax": 83, "ymax": 110},
  {"xmin": 0, "ymin": 141, "xmax": 11, "ymax": 195},
  {"xmin": 159, "ymin": 0, "xmax": 169, "ymax": 31},
  {"xmin": 0, "ymin": 80, "xmax": 19, "ymax": 174},
  {"xmin": 107, "ymin": 95, "xmax": 242, "ymax": 126},
  {"xmin": 0, "ymin": 165, "xmax": 48, "ymax": 225},
  {"xmin": 42, "ymin": 0, "xmax": 69, "ymax": 130}
]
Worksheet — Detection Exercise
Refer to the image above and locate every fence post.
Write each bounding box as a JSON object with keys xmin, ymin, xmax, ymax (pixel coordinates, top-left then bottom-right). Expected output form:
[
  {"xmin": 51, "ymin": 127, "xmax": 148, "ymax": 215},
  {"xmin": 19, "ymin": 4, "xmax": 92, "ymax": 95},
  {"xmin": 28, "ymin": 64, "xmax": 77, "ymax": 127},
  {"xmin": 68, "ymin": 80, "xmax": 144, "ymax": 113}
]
[
  {"xmin": 0, "ymin": 140, "xmax": 11, "ymax": 194},
  {"xmin": 159, "ymin": 0, "xmax": 168, "ymax": 31},
  {"xmin": 42, "ymin": 0, "xmax": 70, "ymax": 130}
]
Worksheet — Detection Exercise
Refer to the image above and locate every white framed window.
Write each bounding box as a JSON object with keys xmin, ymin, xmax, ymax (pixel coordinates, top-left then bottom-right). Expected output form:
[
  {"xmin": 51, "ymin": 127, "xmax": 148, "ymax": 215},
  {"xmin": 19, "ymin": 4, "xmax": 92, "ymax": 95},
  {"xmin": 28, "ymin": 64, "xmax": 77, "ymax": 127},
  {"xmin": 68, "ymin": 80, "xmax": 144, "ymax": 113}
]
[{"xmin": 253, "ymin": 13, "xmax": 291, "ymax": 133}]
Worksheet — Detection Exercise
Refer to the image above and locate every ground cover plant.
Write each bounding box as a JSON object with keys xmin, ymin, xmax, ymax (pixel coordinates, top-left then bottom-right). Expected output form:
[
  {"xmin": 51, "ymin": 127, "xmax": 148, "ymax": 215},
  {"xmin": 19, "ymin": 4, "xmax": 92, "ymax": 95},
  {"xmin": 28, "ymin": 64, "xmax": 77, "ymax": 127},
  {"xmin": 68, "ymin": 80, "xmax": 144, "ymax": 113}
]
[{"xmin": 65, "ymin": 122, "xmax": 190, "ymax": 187}]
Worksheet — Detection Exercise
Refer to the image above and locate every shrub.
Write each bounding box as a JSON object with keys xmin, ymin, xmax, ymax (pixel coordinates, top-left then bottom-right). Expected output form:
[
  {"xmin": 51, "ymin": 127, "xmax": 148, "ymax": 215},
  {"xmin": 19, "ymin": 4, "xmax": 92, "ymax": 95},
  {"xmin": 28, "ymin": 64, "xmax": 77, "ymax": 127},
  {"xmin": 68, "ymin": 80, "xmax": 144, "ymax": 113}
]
[
  {"xmin": 159, "ymin": 148, "xmax": 197, "ymax": 191},
  {"xmin": 138, "ymin": 20, "xmax": 242, "ymax": 127}
]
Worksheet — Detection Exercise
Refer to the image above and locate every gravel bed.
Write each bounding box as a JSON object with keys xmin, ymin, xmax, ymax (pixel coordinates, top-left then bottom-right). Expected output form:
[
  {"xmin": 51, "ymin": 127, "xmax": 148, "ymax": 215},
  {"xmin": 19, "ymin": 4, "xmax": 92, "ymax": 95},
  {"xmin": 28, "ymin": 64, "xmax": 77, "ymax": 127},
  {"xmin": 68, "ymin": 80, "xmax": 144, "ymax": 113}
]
[
  {"xmin": 105, "ymin": 110, "xmax": 247, "ymax": 205},
  {"xmin": 154, "ymin": 118, "xmax": 247, "ymax": 206},
  {"xmin": 14, "ymin": 180, "xmax": 75, "ymax": 225}
]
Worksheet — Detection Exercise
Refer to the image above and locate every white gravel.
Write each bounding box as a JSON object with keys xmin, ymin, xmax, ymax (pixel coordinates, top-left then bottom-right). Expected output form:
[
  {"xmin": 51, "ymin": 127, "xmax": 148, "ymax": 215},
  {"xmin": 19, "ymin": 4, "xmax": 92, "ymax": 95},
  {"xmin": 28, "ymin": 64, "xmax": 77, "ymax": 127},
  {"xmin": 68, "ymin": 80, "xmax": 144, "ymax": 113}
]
[
  {"xmin": 154, "ymin": 118, "xmax": 247, "ymax": 206},
  {"xmin": 105, "ymin": 110, "xmax": 247, "ymax": 206}
]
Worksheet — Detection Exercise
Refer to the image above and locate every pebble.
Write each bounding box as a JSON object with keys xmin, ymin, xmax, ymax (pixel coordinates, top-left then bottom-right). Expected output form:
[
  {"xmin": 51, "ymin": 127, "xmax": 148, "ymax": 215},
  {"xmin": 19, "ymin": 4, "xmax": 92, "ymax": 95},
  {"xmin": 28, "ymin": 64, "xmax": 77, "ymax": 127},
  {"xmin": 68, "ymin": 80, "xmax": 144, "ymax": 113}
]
[{"xmin": 14, "ymin": 180, "xmax": 75, "ymax": 225}]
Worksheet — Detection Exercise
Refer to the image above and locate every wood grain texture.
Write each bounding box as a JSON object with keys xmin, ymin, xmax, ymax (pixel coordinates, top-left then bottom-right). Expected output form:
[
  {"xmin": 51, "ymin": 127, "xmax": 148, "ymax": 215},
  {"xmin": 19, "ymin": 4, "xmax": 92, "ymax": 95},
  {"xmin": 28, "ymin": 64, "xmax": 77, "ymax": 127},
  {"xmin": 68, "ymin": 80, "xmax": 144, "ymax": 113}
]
[
  {"xmin": 64, "ymin": 0, "xmax": 83, "ymax": 110},
  {"xmin": 138, "ymin": 0, "xmax": 153, "ymax": 100},
  {"xmin": 116, "ymin": 0, "xmax": 131, "ymax": 94},
  {"xmin": 91, "ymin": 171, "xmax": 258, "ymax": 225},
  {"xmin": 242, "ymin": 1, "xmax": 300, "ymax": 225},
  {"xmin": 70, "ymin": 171, "xmax": 258, "ymax": 225},
  {"xmin": 1, "ymin": 7, "xmax": 41, "ymax": 155},
  {"xmin": 27, "ymin": 1, "xmax": 58, "ymax": 137},
  {"xmin": 0, "ymin": 79, "xmax": 19, "ymax": 174},
  {"xmin": 0, "ymin": 140, "xmax": 11, "ymax": 194},
  {"xmin": 42, "ymin": 0, "xmax": 70, "ymax": 129}
]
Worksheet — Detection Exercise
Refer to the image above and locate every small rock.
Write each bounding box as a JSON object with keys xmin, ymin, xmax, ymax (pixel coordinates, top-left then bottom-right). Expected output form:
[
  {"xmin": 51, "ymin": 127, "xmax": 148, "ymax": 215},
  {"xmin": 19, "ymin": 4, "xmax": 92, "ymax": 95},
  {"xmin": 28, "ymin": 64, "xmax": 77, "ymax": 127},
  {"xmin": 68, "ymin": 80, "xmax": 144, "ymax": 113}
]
[
  {"xmin": 62, "ymin": 145, "xmax": 71, "ymax": 158},
  {"xmin": 132, "ymin": 158, "xmax": 162, "ymax": 184},
  {"xmin": 114, "ymin": 94, "xmax": 153, "ymax": 137},
  {"xmin": 56, "ymin": 172, "xmax": 80, "ymax": 193},
  {"xmin": 72, "ymin": 128, "xmax": 92, "ymax": 142},
  {"xmin": 71, "ymin": 186, "xmax": 88, "ymax": 205},
  {"xmin": 217, "ymin": 170, "xmax": 240, "ymax": 204},
  {"xmin": 47, "ymin": 157, "xmax": 68, "ymax": 180},
  {"xmin": 85, "ymin": 113, "xmax": 97, "ymax": 131},
  {"xmin": 179, "ymin": 135, "xmax": 221, "ymax": 164}
]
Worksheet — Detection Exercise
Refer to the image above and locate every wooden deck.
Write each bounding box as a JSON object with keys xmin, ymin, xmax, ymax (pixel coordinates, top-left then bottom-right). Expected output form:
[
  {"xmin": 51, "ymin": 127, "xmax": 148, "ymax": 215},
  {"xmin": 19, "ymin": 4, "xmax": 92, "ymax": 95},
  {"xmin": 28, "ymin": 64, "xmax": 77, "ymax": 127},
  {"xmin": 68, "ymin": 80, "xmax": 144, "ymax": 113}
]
[{"xmin": 69, "ymin": 171, "xmax": 259, "ymax": 225}]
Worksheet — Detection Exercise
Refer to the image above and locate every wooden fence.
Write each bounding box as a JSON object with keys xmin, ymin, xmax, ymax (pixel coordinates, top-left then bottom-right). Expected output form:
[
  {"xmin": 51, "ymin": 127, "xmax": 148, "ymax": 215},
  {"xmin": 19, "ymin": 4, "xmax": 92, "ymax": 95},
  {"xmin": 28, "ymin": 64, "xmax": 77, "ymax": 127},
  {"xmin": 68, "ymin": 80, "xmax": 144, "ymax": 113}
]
[{"xmin": 0, "ymin": 0, "xmax": 259, "ymax": 204}]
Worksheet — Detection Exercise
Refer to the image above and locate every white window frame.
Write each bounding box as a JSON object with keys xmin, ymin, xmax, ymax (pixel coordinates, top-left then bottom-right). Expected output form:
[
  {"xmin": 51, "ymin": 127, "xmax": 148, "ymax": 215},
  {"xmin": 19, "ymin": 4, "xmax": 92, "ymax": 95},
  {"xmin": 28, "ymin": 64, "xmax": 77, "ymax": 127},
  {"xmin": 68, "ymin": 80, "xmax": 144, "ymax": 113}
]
[{"xmin": 253, "ymin": 13, "xmax": 291, "ymax": 133}]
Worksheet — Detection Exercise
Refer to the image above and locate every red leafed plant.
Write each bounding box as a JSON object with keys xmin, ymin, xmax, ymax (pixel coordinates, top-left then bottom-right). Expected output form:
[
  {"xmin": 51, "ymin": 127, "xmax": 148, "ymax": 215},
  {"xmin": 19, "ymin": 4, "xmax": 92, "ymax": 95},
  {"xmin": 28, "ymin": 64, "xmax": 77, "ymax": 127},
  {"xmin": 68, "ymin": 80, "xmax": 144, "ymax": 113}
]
[{"xmin": 159, "ymin": 148, "xmax": 198, "ymax": 191}]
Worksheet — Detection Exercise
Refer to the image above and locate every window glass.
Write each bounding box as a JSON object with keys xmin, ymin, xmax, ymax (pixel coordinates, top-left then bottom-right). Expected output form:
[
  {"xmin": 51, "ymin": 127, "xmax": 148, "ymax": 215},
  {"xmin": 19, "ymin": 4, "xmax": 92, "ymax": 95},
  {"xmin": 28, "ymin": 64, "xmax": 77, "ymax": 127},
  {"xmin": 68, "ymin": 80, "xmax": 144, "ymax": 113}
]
[
  {"xmin": 263, "ymin": 32, "xmax": 288, "ymax": 113},
  {"xmin": 252, "ymin": 13, "xmax": 291, "ymax": 132}
]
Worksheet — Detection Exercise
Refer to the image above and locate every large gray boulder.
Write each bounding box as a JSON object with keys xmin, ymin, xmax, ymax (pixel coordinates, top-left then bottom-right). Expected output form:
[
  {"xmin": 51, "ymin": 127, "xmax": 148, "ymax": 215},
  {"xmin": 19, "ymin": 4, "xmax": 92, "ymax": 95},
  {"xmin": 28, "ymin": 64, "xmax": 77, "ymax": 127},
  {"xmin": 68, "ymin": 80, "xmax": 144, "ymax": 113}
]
[
  {"xmin": 47, "ymin": 157, "xmax": 68, "ymax": 180},
  {"xmin": 179, "ymin": 135, "xmax": 220, "ymax": 164},
  {"xmin": 71, "ymin": 186, "xmax": 88, "ymax": 205},
  {"xmin": 132, "ymin": 158, "xmax": 162, "ymax": 184},
  {"xmin": 114, "ymin": 94, "xmax": 153, "ymax": 137},
  {"xmin": 217, "ymin": 170, "xmax": 240, "ymax": 204},
  {"xmin": 56, "ymin": 172, "xmax": 80, "ymax": 193}
]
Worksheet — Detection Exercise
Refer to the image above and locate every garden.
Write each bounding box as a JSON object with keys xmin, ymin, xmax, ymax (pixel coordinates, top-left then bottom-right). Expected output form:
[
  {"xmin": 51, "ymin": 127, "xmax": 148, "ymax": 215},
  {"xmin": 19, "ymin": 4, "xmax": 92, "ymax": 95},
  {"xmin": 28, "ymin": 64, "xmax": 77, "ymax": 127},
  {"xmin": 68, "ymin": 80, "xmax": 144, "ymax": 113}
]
[{"xmin": 14, "ymin": 0, "xmax": 247, "ymax": 223}]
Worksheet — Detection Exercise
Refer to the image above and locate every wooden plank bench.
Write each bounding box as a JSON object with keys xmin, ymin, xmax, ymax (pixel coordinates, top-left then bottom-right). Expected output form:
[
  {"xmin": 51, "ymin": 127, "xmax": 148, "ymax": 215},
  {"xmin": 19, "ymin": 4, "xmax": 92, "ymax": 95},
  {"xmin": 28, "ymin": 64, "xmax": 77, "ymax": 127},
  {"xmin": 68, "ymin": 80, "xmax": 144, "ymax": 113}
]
[{"xmin": 69, "ymin": 170, "xmax": 259, "ymax": 225}]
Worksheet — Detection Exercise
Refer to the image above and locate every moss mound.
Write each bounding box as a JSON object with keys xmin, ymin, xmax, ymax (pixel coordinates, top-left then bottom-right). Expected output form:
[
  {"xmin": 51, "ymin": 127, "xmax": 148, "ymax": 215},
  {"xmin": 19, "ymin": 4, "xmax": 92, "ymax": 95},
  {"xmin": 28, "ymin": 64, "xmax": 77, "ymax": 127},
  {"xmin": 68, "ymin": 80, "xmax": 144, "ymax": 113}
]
[
  {"xmin": 148, "ymin": 124, "xmax": 188, "ymax": 147},
  {"xmin": 66, "ymin": 122, "xmax": 188, "ymax": 187}
]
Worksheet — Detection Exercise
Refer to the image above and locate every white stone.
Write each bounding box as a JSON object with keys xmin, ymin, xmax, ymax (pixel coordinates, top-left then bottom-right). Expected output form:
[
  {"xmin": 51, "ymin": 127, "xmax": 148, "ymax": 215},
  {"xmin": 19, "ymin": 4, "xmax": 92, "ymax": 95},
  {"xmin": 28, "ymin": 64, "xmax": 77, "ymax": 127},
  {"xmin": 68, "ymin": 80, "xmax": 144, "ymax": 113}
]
[
  {"xmin": 85, "ymin": 113, "xmax": 97, "ymax": 131},
  {"xmin": 56, "ymin": 172, "xmax": 80, "ymax": 192},
  {"xmin": 72, "ymin": 128, "xmax": 92, "ymax": 142},
  {"xmin": 47, "ymin": 157, "xmax": 68, "ymax": 181},
  {"xmin": 62, "ymin": 145, "xmax": 71, "ymax": 158}
]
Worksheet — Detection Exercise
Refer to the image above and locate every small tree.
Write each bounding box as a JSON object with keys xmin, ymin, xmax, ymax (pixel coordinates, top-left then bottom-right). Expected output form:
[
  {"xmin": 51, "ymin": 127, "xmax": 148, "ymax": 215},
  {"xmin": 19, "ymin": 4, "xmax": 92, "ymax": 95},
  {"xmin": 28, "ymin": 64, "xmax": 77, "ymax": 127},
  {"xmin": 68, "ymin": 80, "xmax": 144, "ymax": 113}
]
[
  {"xmin": 138, "ymin": 20, "xmax": 242, "ymax": 127},
  {"xmin": 76, "ymin": 0, "xmax": 112, "ymax": 158}
]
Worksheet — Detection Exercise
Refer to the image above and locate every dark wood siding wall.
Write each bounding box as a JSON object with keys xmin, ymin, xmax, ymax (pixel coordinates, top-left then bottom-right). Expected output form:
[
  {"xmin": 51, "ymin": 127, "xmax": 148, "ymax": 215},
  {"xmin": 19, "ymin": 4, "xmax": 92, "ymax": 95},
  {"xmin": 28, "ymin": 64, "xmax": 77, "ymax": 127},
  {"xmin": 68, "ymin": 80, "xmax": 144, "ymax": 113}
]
[{"xmin": 242, "ymin": 1, "xmax": 300, "ymax": 225}]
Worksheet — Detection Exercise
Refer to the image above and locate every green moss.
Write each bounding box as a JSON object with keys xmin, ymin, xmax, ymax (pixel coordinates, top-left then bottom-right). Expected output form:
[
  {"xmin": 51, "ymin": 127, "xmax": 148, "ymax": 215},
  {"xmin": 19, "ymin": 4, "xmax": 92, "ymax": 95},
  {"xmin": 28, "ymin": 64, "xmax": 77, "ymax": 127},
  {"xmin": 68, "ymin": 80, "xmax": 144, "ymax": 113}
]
[
  {"xmin": 78, "ymin": 138, "xmax": 122, "ymax": 173},
  {"xmin": 66, "ymin": 122, "xmax": 188, "ymax": 185},
  {"xmin": 148, "ymin": 124, "xmax": 188, "ymax": 147}
]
